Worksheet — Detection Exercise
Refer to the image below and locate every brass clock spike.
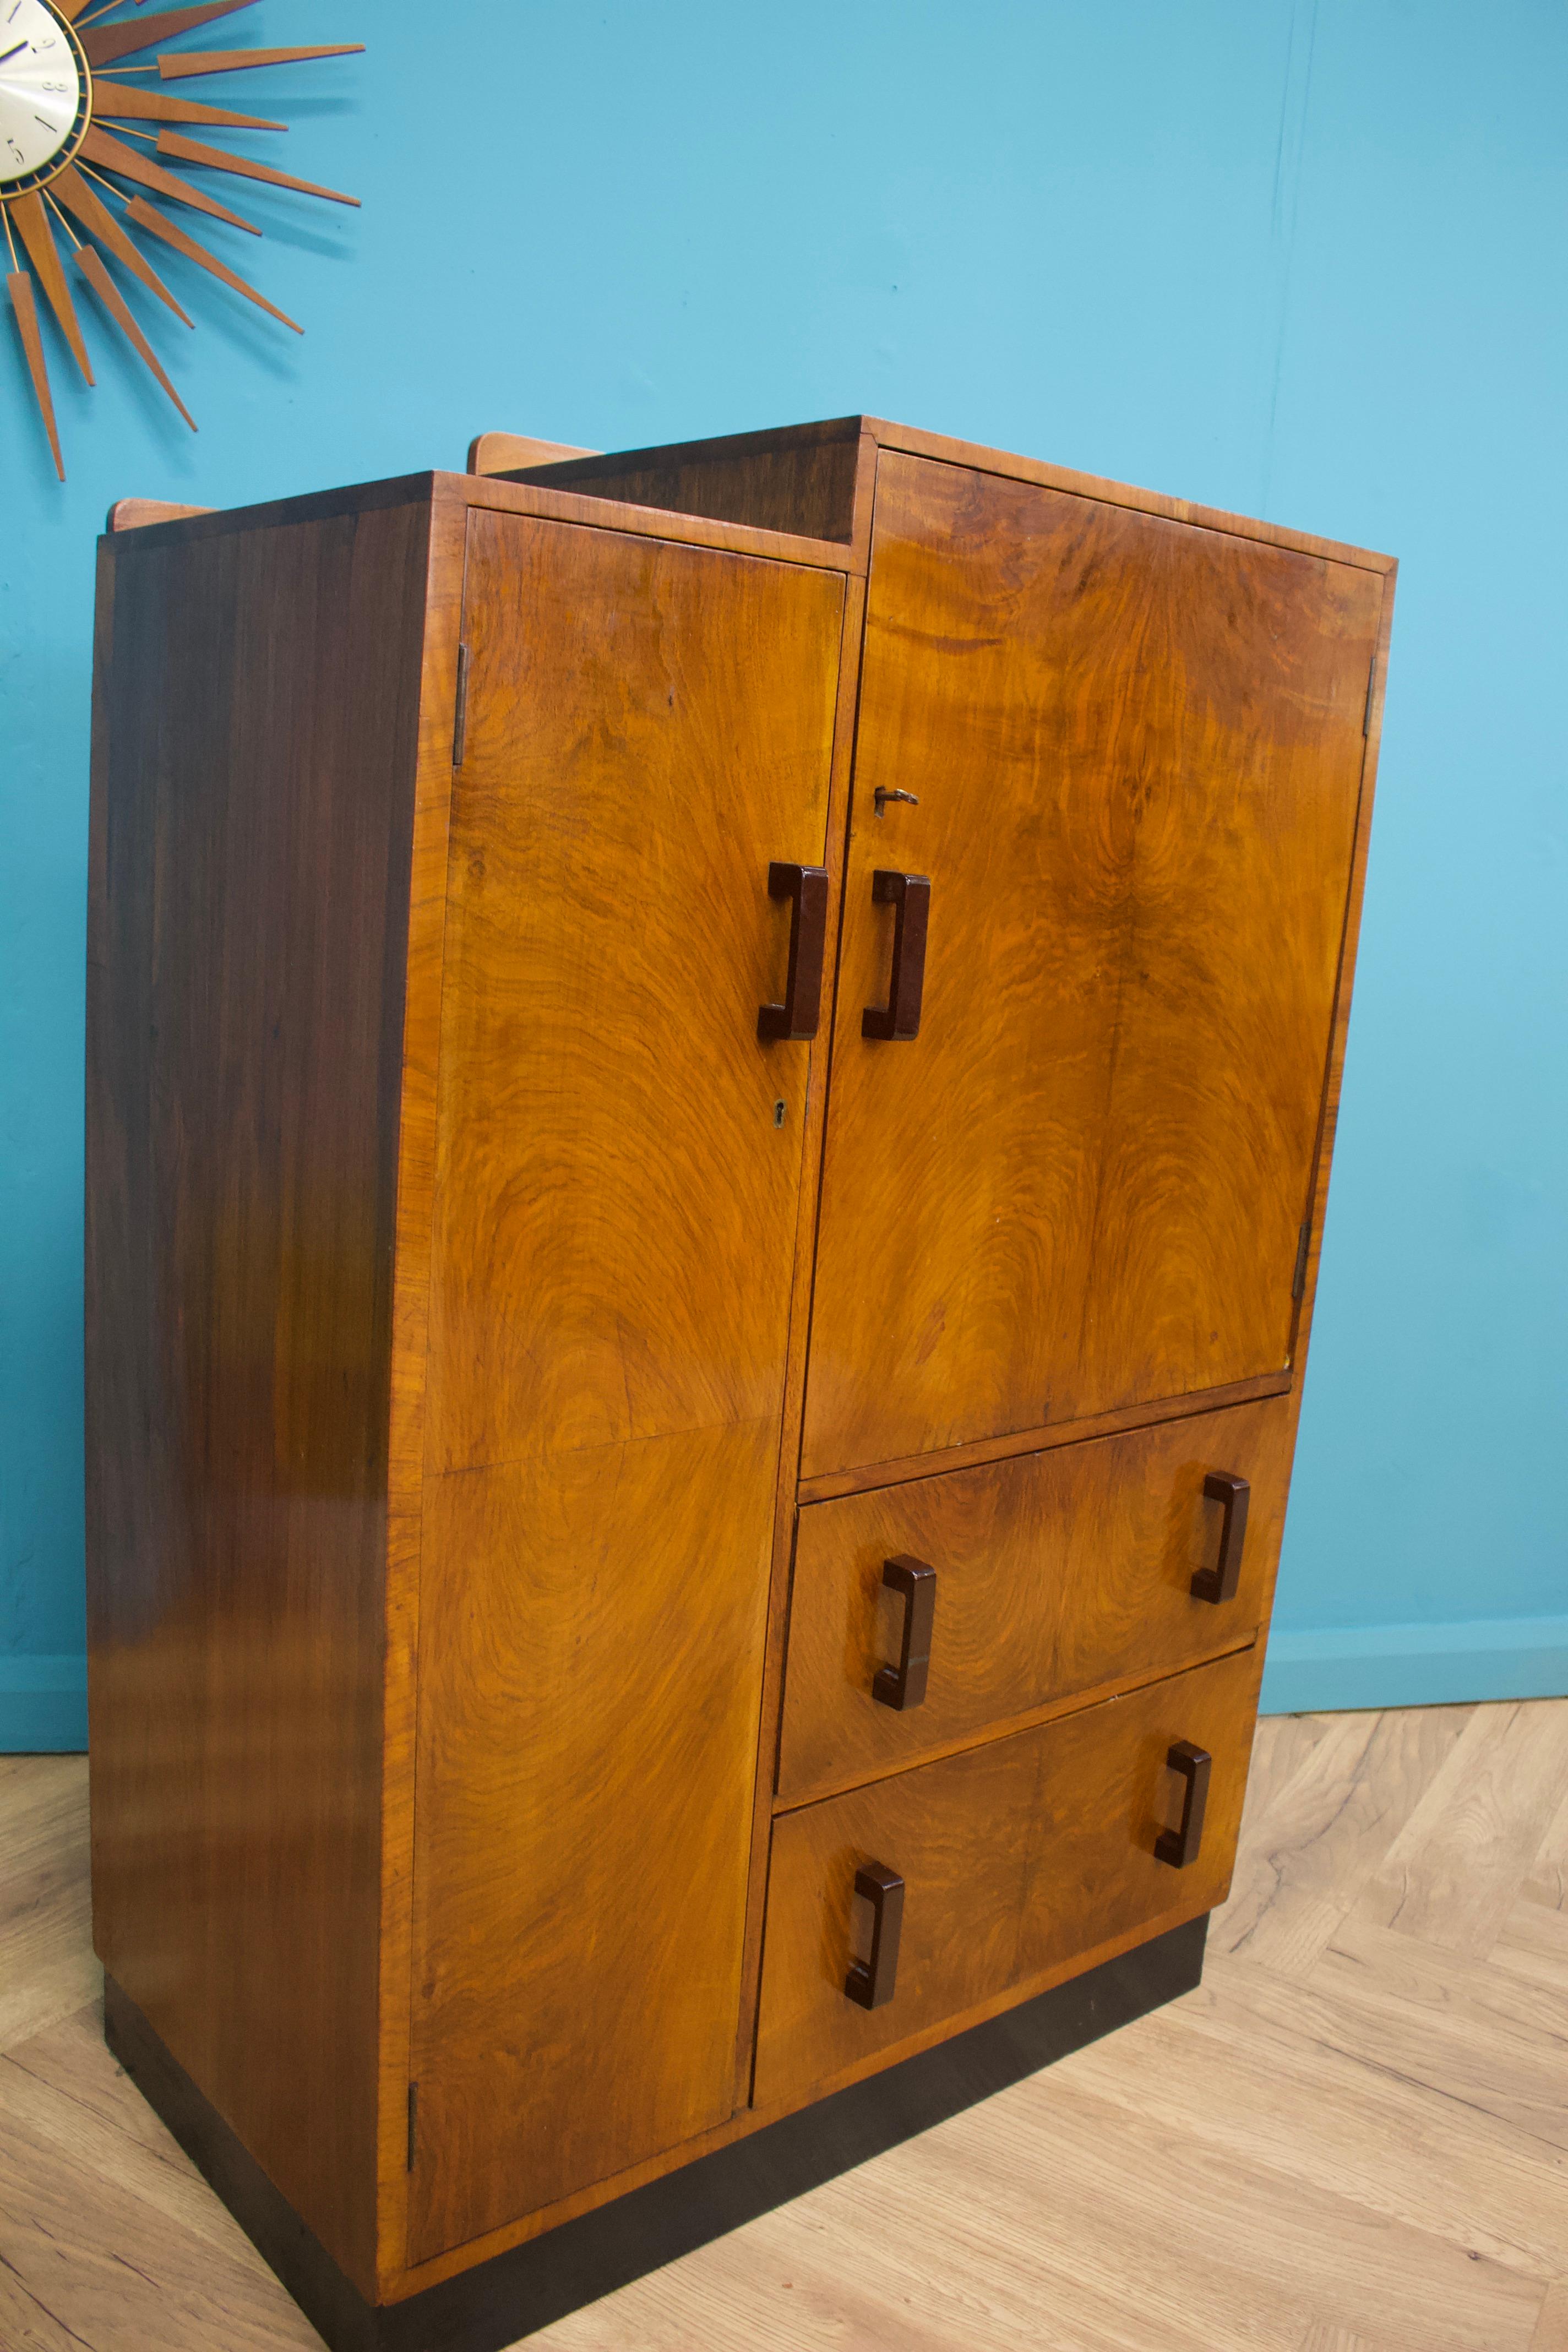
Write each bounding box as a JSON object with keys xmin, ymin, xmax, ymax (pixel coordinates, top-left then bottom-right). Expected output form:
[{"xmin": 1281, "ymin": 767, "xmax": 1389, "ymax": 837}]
[
  {"xmin": 84, "ymin": 125, "xmax": 260, "ymax": 234},
  {"xmin": 155, "ymin": 129, "xmax": 359, "ymax": 208},
  {"xmin": 124, "ymin": 194, "xmax": 302, "ymax": 332},
  {"xmin": 53, "ymin": 165, "xmax": 194, "ymax": 327},
  {"xmin": 81, "ymin": 1, "xmax": 257, "ymax": 69},
  {"xmin": 6, "ymin": 268, "xmax": 65, "ymax": 478},
  {"xmin": 9, "ymin": 191, "xmax": 95, "ymax": 384},
  {"xmin": 74, "ymin": 243, "xmax": 197, "ymax": 430},
  {"xmin": 156, "ymin": 44, "xmax": 363, "ymax": 83},
  {"xmin": 91, "ymin": 83, "xmax": 287, "ymax": 132}
]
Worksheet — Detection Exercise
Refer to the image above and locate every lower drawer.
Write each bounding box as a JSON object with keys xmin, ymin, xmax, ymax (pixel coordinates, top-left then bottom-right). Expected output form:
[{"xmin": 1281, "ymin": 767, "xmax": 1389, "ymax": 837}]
[{"xmin": 754, "ymin": 1643, "xmax": 1259, "ymax": 2111}]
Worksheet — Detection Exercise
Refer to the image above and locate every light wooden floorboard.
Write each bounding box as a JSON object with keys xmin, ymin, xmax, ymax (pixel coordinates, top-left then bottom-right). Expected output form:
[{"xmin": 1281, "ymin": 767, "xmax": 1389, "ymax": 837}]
[
  {"xmin": 1523, "ymin": 1779, "xmax": 1568, "ymax": 1910},
  {"xmin": 1064, "ymin": 1959, "xmax": 1568, "ymax": 2278},
  {"xmin": 0, "ymin": 1756, "xmax": 97, "ymax": 2055},
  {"xmin": 1495, "ymin": 1895, "xmax": 1568, "ymax": 1994},
  {"xmin": 1322, "ymin": 1909, "xmax": 1568, "ymax": 2048},
  {"xmin": 1532, "ymin": 2282, "xmax": 1568, "ymax": 2351},
  {"xmin": 1, "ymin": 1700, "xmax": 1565, "ymax": 2350},
  {"xmin": 1353, "ymin": 1700, "xmax": 1568, "ymax": 1959},
  {"xmin": 1209, "ymin": 1702, "xmax": 1473, "ymax": 1978}
]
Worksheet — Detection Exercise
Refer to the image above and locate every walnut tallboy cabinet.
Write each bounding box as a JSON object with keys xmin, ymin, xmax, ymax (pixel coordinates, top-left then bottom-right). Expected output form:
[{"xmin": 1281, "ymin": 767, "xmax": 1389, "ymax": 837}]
[{"xmin": 85, "ymin": 416, "xmax": 1395, "ymax": 2350}]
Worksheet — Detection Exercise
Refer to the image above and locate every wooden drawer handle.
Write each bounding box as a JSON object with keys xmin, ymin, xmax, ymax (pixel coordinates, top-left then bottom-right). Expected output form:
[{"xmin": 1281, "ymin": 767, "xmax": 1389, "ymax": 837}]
[
  {"xmin": 1155, "ymin": 1741, "xmax": 1212, "ymax": 1869},
  {"xmin": 873, "ymin": 1556, "xmax": 937, "ymax": 1711},
  {"xmin": 758, "ymin": 862, "xmax": 829, "ymax": 1042},
  {"xmin": 1191, "ymin": 1472, "xmax": 1251, "ymax": 1604},
  {"xmin": 844, "ymin": 1862, "xmax": 905, "ymax": 2008},
  {"xmin": 862, "ymin": 870, "xmax": 930, "ymax": 1041}
]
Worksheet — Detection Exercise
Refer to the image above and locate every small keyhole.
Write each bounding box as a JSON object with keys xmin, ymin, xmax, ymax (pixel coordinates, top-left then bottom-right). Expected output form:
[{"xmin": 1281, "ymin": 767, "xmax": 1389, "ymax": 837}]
[{"xmin": 774, "ymin": 1100, "xmax": 787, "ymax": 1128}]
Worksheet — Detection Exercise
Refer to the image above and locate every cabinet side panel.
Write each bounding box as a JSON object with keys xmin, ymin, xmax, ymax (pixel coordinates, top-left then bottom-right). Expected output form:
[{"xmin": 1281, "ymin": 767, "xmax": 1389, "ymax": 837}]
[{"xmin": 84, "ymin": 500, "xmax": 429, "ymax": 2293}]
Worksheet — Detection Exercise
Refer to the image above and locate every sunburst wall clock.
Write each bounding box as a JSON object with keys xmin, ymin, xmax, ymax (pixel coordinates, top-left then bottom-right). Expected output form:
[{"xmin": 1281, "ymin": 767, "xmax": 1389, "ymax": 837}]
[{"xmin": 1, "ymin": 0, "xmax": 362, "ymax": 479}]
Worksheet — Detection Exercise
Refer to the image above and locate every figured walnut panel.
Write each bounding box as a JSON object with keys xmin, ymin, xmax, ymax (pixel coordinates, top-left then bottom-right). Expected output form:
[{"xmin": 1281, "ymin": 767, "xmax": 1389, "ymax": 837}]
[
  {"xmin": 423, "ymin": 512, "xmax": 843, "ymax": 1475},
  {"xmin": 514, "ymin": 418, "xmax": 864, "ymax": 545},
  {"xmin": 410, "ymin": 511, "xmax": 844, "ymax": 2259},
  {"xmin": 779, "ymin": 1395, "xmax": 1294, "ymax": 1805},
  {"xmin": 802, "ymin": 452, "xmax": 1385, "ymax": 1477},
  {"xmin": 756, "ymin": 1645, "xmax": 1261, "ymax": 2110},
  {"xmin": 409, "ymin": 1428, "xmax": 778, "ymax": 2258}
]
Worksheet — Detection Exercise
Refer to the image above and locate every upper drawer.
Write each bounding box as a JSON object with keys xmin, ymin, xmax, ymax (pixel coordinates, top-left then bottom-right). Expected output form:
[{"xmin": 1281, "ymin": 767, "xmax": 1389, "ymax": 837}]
[{"xmin": 778, "ymin": 1395, "xmax": 1292, "ymax": 1804}]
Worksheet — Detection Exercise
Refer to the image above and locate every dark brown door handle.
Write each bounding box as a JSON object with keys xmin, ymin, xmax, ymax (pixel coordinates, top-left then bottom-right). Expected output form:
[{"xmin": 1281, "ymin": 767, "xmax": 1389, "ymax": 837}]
[
  {"xmin": 844, "ymin": 1862, "xmax": 905, "ymax": 2008},
  {"xmin": 873, "ymin": 1556, "xmax": 937, "ymax": 1711},
  {"xmin": 758, "ymin": 862, "xmax": 829, "ymax": 1042},
  {"xmin": 1191, "ymin": 1472, "xmax": 1251, "ymax": 1603},
  {"xmin": 862, "ymin": 870, "xmax": 930, "ymax": 1041},
  {"xmin": 1155, "ymin": 1741, "xmax": 1212, "ymax": 1869}
]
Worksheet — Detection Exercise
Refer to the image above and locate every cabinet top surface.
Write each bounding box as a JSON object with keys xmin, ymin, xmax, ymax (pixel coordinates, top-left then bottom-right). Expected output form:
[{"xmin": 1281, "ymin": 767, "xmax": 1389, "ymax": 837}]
[
  {"xmin": 102, "ymin": 416, "xmax": 1396, "ymax": 579},
  {"xmin": 97, "ymin": 466, "xmax": 863, "ymax": 572},
  {"xmin": 860, "ymin": 418, "xmax": 1395, "ymax": 573}
]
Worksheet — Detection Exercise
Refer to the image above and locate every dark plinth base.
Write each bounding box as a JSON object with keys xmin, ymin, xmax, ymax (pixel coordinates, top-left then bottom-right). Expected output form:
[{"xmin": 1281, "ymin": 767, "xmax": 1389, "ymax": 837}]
[{"xmin": 105, "ymin": 1915, "xmax": 1206, "ymax": 2352}]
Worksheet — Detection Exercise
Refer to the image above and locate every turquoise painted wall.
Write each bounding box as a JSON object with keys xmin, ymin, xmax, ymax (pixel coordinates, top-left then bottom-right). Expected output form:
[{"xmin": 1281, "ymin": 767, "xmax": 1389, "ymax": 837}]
[{"xmin": 3, "ymin": 0, "xmax": 1564, "ymax": 1747}]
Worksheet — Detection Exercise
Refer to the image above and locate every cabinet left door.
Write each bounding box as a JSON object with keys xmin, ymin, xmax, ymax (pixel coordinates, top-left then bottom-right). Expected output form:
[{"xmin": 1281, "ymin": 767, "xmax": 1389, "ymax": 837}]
[{"xmin": 406, "ymin": 510, "xmax": 845, "ymax": 2262}]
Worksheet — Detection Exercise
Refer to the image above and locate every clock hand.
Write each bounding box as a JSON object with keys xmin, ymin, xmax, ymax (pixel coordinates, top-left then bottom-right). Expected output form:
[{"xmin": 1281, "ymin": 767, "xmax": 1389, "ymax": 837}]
[{"xmin": 0, "ymin": 39, "xmax": 30, "ymax": 64}]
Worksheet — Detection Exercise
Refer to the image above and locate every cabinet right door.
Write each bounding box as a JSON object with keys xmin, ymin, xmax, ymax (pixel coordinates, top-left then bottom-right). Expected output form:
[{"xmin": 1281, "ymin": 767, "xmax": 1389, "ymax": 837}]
[{"xmin": 803, "ymin": 453, "xmax": 1385, "ymax": 1480}]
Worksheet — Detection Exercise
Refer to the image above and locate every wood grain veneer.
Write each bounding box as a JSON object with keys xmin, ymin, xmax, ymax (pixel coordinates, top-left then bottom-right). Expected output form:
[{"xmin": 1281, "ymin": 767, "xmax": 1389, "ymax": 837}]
[
  {"xmin": 755, "ymin": 1645, "xmax": 1262, "ymax": 2109},
  {"xmin": 511, "ymin": 416, "xmax": 870, "ymax": 547},
  {"xmin": 85, "ymin": 498, "xmax": 432, "ymax": 2296},
  {"xmin": 465, "ymin": 431, "xmax": 598, "ymax": 476},
  {"xmin": 801, "ymin": 451, "xmax": 1385, "ymax": 1477},
  {"xmin": 793, "ymin": 1370, "xmax": 1294, "ymax": 1503},
  {"xmin": 778, "ymin": 1396, "xmax": 1294, "ymax": 1806},
  {"xmin": 406, "ymin": 510, "xmax": 844, "ymax": 2260},
  {"xmin": 733, "ymin": 563, "xmax": 869, "ymax": 2108},
  {"xmin": 513, "ymin": 411, "xmax": 1395, "ymax": 575},
  {"xmin": 82, "ymin": 420, "xmax": 1396, "ymax": 2338}
]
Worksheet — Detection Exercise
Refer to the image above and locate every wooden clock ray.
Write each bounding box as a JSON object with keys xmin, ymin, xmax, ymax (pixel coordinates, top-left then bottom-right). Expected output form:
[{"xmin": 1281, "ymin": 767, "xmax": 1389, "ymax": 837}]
[{"xmin": 1, "ymin": 0, "xmax": 362, "ymax": 479}]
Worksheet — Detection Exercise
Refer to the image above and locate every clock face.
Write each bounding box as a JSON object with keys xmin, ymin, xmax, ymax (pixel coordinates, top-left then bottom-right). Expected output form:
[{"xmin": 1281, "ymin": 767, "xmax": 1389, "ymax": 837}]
[{"xmin": 0, "ymin": 0, "xmax": 90, "ymax": 198}]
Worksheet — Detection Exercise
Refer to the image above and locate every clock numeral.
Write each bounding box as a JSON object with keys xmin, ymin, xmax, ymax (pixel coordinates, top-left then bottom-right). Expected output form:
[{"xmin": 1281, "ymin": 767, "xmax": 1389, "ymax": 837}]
[
  {"xmin": 7, "ymin": 137, "xmax": 23, "ymax": 165},
  {"xmin": 34, "ymin": 32, "xmax": 55, "ymax": 48},
  {"xmin": 41, "ymin": 78, "xmax": 69, "ymax": 91}
]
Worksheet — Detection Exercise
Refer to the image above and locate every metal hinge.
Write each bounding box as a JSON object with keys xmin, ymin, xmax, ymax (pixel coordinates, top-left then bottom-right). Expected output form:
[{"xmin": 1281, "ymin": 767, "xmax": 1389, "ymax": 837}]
[
  {"xmin": 453, "ymin": 643, "xmax": 471, "ymax": 767},
  {"xmin": 406, "ymin": 2082, "xmax": 418, "ymax": 2172},
  {"xmin": 1292, "ymin": 1222, "xmax": 1311, "ymax": 1302},
  {"xmin": 1363, "ymin": 660, "xmax": 1377, "ymax": 736}
]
